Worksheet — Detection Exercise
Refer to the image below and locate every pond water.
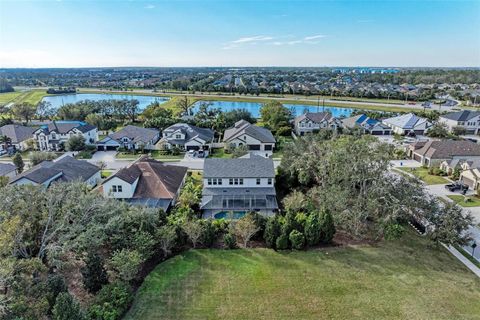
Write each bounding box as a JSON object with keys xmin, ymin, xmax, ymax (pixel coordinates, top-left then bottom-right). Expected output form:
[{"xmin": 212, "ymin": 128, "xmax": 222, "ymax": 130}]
[
  {"xmin": 191, "ymin": 100, "xmax": 354, "ymax": 118},
  {"xmin": 41, "ymin": 93, "xmax": 168, "ymax": 111}
]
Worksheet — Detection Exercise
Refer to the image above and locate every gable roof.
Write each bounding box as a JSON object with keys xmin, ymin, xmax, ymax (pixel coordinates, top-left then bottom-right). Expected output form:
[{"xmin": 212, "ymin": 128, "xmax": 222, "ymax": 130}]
[
  {"xmin": 294, "ymin": 112, "xmax": 333, "ymax": 125},
  {"xmin": 382, "ymin": 113, "xmax": 431, "ymax": 130},
  {"xmin": 10, "ymin": 156, "xmax": 100, "ymax": 185},
  {"xmin": 414, "ymin": 140, "xmax": 480, "ymax": 159},
  {"xmin": 36, "ymin": 121, "xmax": 96, "ymax": 135},
  {"xmin": 163, "ymin": 123, "xmax": 214, "ymax": 143},
  {"xmin": 440, "ymin": 110, "xmax": 480, "ymax": 122},
  {"xmin": 0, "ymin": 124, "xmax": 36, "ymax": 144},
  {"xmin": 0, "ymin": 163, "xmax": 16, "ymax": 176},
  {"xmin": 109, "ymin": 125, "xmax": 159, "ymax": 144},
  {"xmin": 223, "ymin": 120, "xmax": 275, "ymax": 143},
  {"xmin": 204, "ymin": 156, "xmax": 275, "ymax": 178},
  {"xmin": 342, "ymin": 114, "xmax": 391, "ymax": 131},
  {"xmin": 106, "ymin": 157, "xmax": 188, "ymax": 200}
]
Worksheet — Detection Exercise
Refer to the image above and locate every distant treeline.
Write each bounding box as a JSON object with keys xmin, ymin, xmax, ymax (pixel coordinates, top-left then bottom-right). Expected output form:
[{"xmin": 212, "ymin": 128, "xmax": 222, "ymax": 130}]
[
  {"xmin": 0, "ymin": 79, "xmax": 14, "ymax": 93},
  {"xmin": 46, "ymin": 87, "xmax": 77, "ymax": 94}
]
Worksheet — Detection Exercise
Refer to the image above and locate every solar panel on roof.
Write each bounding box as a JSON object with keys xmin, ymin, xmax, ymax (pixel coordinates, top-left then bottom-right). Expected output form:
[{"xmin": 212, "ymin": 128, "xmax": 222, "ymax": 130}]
[{"xmin": 356, "ymin": 114, "xmax": 367, "ymax": 123}]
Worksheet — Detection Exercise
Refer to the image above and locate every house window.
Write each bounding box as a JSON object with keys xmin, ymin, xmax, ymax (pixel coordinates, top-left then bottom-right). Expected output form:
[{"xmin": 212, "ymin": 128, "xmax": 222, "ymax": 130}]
[
  {"xmin": 175, "ymin": 134, "xmax": 181, "ymax": 139},
  {"xmin": 51, "ymin": 133, "xmax": 56, "ymax": 139},
  {"xmin": 218, "ymin": 179, "xmax": 222, "ymax": 185},
  {"xmin": 208, "ymin": 179, "xmax": 212, "ymax": 185},
  {"xmin": 308, "ymin": 123, "xmax": 312, "ymax": 128},
  {"xmin": 229, "ymin": 178, "xmax": 233, "ymax": 185},
  {"xmin": 239, "ymin": 178, "xmax": 244, "ymax": 185},
  {"xmin": 264, "ymin": 145, "xmax": 272, "ymax": 151},
  {"xmin": 111, "ymin": 185, "xmax": 122, "ymax": 193},
  {"xmin": 267, "ymin": 178, "xmax": 272, "ymax": 185},
  {"xmin": 256, "ymin": 178, "xmax": 261, "ymax": 185},
  {"xmin": 234, "ymin": 178, "xmax": 239, "ymax": 185},
  {"xmin": 117, "ymin": 185, "xmax": 122, "ymax": 192}
]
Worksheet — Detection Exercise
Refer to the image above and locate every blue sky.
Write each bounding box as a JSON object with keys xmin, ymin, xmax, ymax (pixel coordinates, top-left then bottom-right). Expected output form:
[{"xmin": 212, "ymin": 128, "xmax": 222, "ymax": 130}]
[{"xmin": 0, "ymin": 0, "xmax": 479, "ymax": 67}]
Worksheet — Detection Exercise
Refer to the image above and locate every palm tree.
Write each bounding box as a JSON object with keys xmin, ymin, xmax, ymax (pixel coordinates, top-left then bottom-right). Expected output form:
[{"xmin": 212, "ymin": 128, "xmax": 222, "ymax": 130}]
[{"xmin": 0, "ymin": 135, "xmax": 12, "ymax": 152}]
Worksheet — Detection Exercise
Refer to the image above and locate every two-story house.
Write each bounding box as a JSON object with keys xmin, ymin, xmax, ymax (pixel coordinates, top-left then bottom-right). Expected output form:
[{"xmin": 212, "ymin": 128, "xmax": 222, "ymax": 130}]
[
  {"xmin": 438, "ymin": 110, "xmax": 480, "ymax": 135},
  {"xmin": 33, "ymin": 121, "xmax": 98, "ymax": 151},
  {"xmin": 201, "ymin": 156, "xmax": 278, "ymax": 219},
  {"xmin": 223, "ymin": 120, "xmax": 276, "ymax": 158},
  {"xmin": 159, "ymin": 123, "xmax": 214, "ymax": 151},
  {"xmin": 382, "ymin": 113, "xmax": 432, "ymax": 135},
  {"xmin": 0, "ymin": 124, "xmax": 36, "ymax": 153},
  {"xmin": 9, "ymin": 156, "xmax": 101, "ymax": 187},
  {"xmin": 294, "ymin": 112, "xmax": 341, "ymax": 136},
  {"xmin": 101, "ymin": 157, "xmax": 188, "ymax": 211},
  {"xmin": 97, "ymin": 125, "xmax": 160, "ymax": 151}
]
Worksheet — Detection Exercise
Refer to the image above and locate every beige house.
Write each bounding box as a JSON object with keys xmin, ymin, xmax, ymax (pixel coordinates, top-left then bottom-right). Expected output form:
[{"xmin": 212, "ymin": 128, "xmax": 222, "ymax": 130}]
[{"xmin": 460, "ymin": 169, "xmax": 480, "ymax": 190}]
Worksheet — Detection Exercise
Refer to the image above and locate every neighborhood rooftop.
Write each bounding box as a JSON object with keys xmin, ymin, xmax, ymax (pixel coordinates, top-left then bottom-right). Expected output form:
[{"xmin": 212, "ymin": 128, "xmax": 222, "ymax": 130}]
[
  {"xmin": 383, "ymin": 113, "xmax": 429, "ymax": 129},
  {"xmin": 204, "ymin": 156, "xmax": 275, "ymax": 178},
  {"xmin": 441, "ymin": 110, "xmax": 480, "ymax": 122},
  {"xmin": 415, "ymin": 140, "xmax": 480, "ymax": 159},
  {"xmin": 0, "ymin": 124, "xmax": 36, "ymax": 143},
  {"xmin": 223, "ymin": 120, "xmax": 276, "ymax": 143},
  {"xmin": 108, "ymin": 125, "xmax": 159, "ymax": 144}
]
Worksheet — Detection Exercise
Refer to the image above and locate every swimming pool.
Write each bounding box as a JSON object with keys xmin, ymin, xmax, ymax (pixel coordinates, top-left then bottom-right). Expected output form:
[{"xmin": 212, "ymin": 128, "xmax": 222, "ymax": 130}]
[{"xmin": 214, "ymin": 211, "xmax": 247, "ymax": 219}]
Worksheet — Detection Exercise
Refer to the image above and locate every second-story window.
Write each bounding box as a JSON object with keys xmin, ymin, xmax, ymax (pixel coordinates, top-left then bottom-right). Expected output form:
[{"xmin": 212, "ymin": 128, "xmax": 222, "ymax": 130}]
[
  {"xmin": 239, "ymin": 178, "xmax": 244, "ymax": 185},
  {"xmin": 175, "ymin": 134, "xmax": 181, "ymax": 139},
  {"xmin": 256, "ymin": 178, "xmax": 261, "ymax": 185},
  {"xmin": 229, "ymin": 178, "xmax": 233, "ymax": 185},
  {"xmin": 218, "ymin": 179, "xmax": 222, "ymax": 185},
  {"xmin": 267, "ymin": 178, "xmax": 272, "ymax": 185},
  {"xmin": 208, "ymin": 179, "xmax": 212, "ymax": 185}
]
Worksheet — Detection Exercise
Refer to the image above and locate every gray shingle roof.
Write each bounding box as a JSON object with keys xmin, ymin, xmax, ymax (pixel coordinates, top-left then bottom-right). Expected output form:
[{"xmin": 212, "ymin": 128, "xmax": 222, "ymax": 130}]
[
  {"xmin": 163, "ymin": 123, "xmax": 214, "ymax": 144},
  {"xmin": 0, "ymin": 163, "xmax": 16, "ymax": 176},
  {"xmin": 440, "ymin": 110, "xmax": 480, "ymax": 122},
  {"xmin": 38, "ymin": 121, "xmax": 96, "ymax": 134},
  {"xmin": 223, "ymin": 120, "xmax": 275, "ymax": 143},
  {"xmin": 382, "ymin": 113, "xmax": 431, "ymax": 130},
  {"xmin": 109, "ymin": 125, "xmax": 159, "ymax": 144},
  {"xmin": 0, "ymin": 125, "xmax": 36, "ymax": 144},
  {"xmin": 10, "ymin": 156, "xmax": 100, "ymax": 185},
  {"xmin": 415, "ymin": 140, "xmax": 480, "ymax": 159},
  {"xmin": 294, "ymin": 112, "xmax": 333, "ymax": 126},
  {"xmin": 204, "ymin": 156, "xmax": 275, "ymax": 178}
]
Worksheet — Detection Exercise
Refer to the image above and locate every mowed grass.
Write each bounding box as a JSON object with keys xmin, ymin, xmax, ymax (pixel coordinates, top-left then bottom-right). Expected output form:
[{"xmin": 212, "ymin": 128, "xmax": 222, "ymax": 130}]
[
  {"xmin": 0, "ymin": 89, "xmax": 50, "ymax": 106},
  {"xmin": 0, "ymin": 91, "xmax": 23, "ymax": 105},
  {"xmin": 124, "ymin": 231, "xmax": 480, "ymax": 320},
  {"xmin": 398, "ymin": 167, "xmax": 449, "ymax": 185},
  {"xmin": 447, "ymin": 195, "xmax": 480, "ymax": 207}
]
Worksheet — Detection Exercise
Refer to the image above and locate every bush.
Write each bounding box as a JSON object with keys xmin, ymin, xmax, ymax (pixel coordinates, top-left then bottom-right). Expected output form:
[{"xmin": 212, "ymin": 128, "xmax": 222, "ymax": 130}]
[
  {"xmin": 201, "ymin": 219, "xmax": 217, "ymax": 247},
  {"xmin": 108, "ymin": 249, "xmax": 143, "ymax": 282},
  {"xmin": 76, "ymin": 150, "xmax": 93, "ymax": 159},
  {"xmin": 264, "ymin": 216, "xmax": 281, "ymax": 249},
  {"xmin": 319, "ymin": 210, "xmax": 335, "ymax": 244},
  {"xmin": 289, "ymin": 230, "xmax": 305, "ymax": 250},
  {"xmin": 46, "ymin": 274, "xmax": 68, "ymax": 313},
  {"xmin": 223, "ymin": 232, "xmax": 237, "ymax": 249},
  {"xmin": 88, "ymin": 282, "xmax": 133, "ymax": 320},
  {"xmin": 29, "ymin": 151, "xmax": 57, "ymax": 166},
  {"xmin": 81, "ymin": 250, "xmax": 109, "ymax": 294},
  {"xmin": 304, "ymin": 212, "xmax": 321, "ymax": 246},
  {"xmin": 52, "ymin": 292, "xmax": 85, "ymax": 320},
  {"xmin": 275, "ymin": 233, "xmax": 289, "ymax": 250},
  {"xmin": 384, "ymin": 223, "xmax": 405, "ymax": 240},
  {"xmin": 65, "ymin": 135, "xmax": 86, "ymax": 151}
]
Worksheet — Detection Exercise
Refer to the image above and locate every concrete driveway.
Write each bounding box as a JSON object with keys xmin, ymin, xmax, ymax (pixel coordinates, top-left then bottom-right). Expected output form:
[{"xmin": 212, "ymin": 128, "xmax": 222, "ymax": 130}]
[
  {"xmin": 90, "ymin": 151, "xmax": 117, "ymax": 163},
  {"xmin": 390, "ymin": 160, "xmax": 422, "ymax": 168}
]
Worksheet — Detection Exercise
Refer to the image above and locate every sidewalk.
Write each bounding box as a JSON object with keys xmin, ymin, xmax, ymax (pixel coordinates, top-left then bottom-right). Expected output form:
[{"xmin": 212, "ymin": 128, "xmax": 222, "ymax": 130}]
[{"xmin": 443, "ymin": 244, "xmax": 480, "ymax": 278}]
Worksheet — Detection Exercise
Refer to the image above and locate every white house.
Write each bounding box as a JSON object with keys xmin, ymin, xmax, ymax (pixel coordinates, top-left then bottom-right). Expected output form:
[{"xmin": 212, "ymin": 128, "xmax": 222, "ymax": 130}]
[
  {"xmin": 382, "ymin": 113, "xmax": 432, "ymax": 135},
  {"xmin": 159, "ymin": 123, "xmax": 214, "ymax": 151},
  {"xmin": 223, "ymin": 120, "xmax": 276, "ymax": 158},
  {"xmin": 9, "ymin": 156, "xmax": 101, "ymax": 187},
  {"xmin": 33, "ymin": 121, "xmax": 98, "ymax": 151},
  {"xmin": 101, "ymin": 157, "xmax": 188, "ymax": 211},
  {"xmin": 438, "ymin": 110, "xmax": 480, "ymax": 135},
  {"xmin": 293, "ymin": 112, "xmax": 341, "ymax": 136},
  {"xmin": 201, "ymin": 156, "xmax": 278, "ymax": 218},
  {"xmin": 341, "ymin": 114, "xmax": 392, "ymax": 135},
  {"xmin": 97, "ymin": 125, "xmax": 160, "ymax": 151},
  {"xmin": 0, "ymin": 124, "xmax": 36, "ymax": 152}
]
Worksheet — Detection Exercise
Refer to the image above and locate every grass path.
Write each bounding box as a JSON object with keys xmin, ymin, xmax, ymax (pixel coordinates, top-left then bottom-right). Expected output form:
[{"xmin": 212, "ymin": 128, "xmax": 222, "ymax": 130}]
[{"xmin": 124, "ymin": 232, "xmax": 480, "ymax": 320}]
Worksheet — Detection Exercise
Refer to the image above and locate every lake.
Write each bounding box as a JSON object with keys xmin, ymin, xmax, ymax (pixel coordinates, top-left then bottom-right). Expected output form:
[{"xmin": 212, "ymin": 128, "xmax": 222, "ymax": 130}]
[
  {"xmin": 191, "ymin": 100, "xmax": 354, "ymax": 118},
  {"xmin": 41, "ymin": 93, "xmax": 168, "ymax": 110}
]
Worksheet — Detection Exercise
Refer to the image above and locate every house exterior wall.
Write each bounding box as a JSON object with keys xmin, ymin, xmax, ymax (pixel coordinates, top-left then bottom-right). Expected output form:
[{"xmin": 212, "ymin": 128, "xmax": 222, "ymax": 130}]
[
  {"xmin": 35, "ymin": 128, "xmax": 98, "ymax": 151},
  {"xmin": 295, "ymin": 119, "xmax": 337, "ymax": 135},
  {"xmin": 102, "ymin": 176, "xmax": 138, "ymax": 198},
  {"xmin": 85, "ymin": 171, "xmax": 102, "ymax": 188},
  {"xmin": 202, "ymin": 177, "xmax": 274, "ymax": 189},
  {"xmin": 226, "ymin": 135, "xmax": 274, "ymax": 157},
  {"xmin": 438, "ymin": 116, "xmax": 480, "ymax": 134}
]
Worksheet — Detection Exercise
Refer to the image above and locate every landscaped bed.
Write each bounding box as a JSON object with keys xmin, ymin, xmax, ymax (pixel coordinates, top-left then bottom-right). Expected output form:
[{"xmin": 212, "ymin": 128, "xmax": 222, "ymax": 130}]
[
  {"xmin": 124, "ymin": 231, "xmax": 480, "ymax": 320},
  {"xmin": 447, "ymin": 195, "xmax": 480, "ymax": 207},
  {"xmin": 397, "ymin": 167, "xmax": 449, "ymax": 185}
]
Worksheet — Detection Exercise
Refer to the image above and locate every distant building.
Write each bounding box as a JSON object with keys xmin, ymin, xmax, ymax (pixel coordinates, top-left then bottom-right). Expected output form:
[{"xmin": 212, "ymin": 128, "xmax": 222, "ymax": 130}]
[
  {"xmin": 201, "ymin": 156, "xmax": 278, "ymax": 218},
  {"xmin": 0, "ymin": 124, "xmax": 36, "ymax": 152},
  {"xmin": 101, "ymin": 157, "xmax": 188, "ymax": 211},
  {"xmin": 159, "ymin": 123, "xmax": 214, "ymax": 151},
  {"xmin": 382, "ymin": 113, "xmax": 432, "ymax": 135},
  {"xmin": 438, "ymin": 110, "xmax": 480, "ymax": 135},
  {"xmin": 33, "ymin": 121, "xmax": 98, "ymax": 151},
  {"xmin": 293, "ymin": 112, "xmax": 341, "ymax": 136},
  {"xmin": 10, "ymin": 156, "xmax": 101, "ymax": 187},
  {"xmin": 97, "ymin": 125, "xmax": 160, "ymax": 151},
  {"xmin": 223, "ymin": 120, "xmax": 275, "ymax": 158},
  {"xmin": 341, "ymin": 114, "xmax": 391, "ymax": 135}
]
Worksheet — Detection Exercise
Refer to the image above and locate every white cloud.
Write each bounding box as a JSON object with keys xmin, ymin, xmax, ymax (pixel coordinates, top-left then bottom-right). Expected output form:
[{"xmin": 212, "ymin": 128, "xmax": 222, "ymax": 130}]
[
  {"xmin": 304, "ymin": 35, "xmax": 326, "ymax": 41},
  {"xmin": 144, "ymin": 4, "xmax": 155, "ymax": 9},
  {"xmin": 231, "ymin": 36, "xmax": 274, "ymax": 44},
  {"xmin": 223, "ymin": 34, "xmax": 326, "ymax": 49}
]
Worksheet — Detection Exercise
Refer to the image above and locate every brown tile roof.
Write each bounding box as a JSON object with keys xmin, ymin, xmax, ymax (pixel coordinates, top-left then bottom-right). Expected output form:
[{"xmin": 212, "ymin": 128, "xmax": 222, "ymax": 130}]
[{"xmin": 414, "ymin": 140, "xmax": 480, "ymax": 159}]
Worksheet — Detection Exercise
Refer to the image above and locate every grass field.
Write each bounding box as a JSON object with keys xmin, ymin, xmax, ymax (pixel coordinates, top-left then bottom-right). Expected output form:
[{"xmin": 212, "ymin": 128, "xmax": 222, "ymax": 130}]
[
  {"xmin": 0, "ymin": 91, "xmax": 23, "ymax": 105},
  {"xmin": 447, "ymin": 195, "xmax": 480, "ymax": 207},
  {"xmin": 398, "ymin": 167, "xmax": 449, "ymax": 185},
  {"xmin": 0, "ymin": 89, "xmax": 50, "ymax": 107},
  {"xmin": 124, "ymin": 231, "xmax": 480, "ymax": 320}
]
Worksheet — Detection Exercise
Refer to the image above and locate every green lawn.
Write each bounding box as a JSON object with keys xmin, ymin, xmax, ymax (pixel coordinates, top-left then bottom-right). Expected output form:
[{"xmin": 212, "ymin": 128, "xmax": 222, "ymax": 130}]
[
  {"xmin": 447, "ymin": 195, "xmax": 480, "ymax": 207},
  {"xmin": 101, "ymin": 170, "xmax": 113, "ymax": 178},
  {"xmin": 124, "ymin": 232, "xmax": 480, "ymax": 320},
  {"xmin": 0, "ymin": 91, "xmax": 23, "ymax": 105},
  {"xmin": 209, "ymin": 148, "xmax": 233, "ymax": 159},
  {"xmin": 398, "ymin": 167, "xmax": 449, "ymax": 185}
]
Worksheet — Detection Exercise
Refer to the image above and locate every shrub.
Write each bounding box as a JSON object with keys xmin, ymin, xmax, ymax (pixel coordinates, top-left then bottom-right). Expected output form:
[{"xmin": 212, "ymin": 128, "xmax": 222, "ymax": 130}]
[
  {"xmin": 76, "ymin": 150, "xmax": 93, "ymax": 159},
  {"xmin": 223, "ymin": 232, "xmax": 237, "ymax": 249},
  {"xmin": 65, "ymin": 135, "xmax": 86, "ymax": 151},
  {"xmin": 384, "ymin": 223, "xmax": 405, "ymax": 240},
  {"xmin": 289, "ymin": 230, "xmax": 305, "ymax": 250},
  {"xmin": 88, "ymin": 282, "xmax": 133, "ymax": 320},
  {"xmin": 12, "ymin": 153, "xmax": 24, "ymax": 173},
  {"xmin": 304, "ymin": 212, "xmax": 321, "ymax": 246},
  {"xmin": 264, "ymin": 216, "xmax": 282, "ymax": 249},
  {"xmin": 201, "ymin": 219, "xmax": 217, "ymax": 248},
  {"xmin": 319, "ymin": 210, "xmax": 335, "ymax": 244},
  {"xmin": 275, "ymin": 233, "xmax": 289, "ymax": 250},
  {"xmin": 46, "ymin": 274, "xmax": 68, "ymax": 313},
  {"xmin": 29, "ymin": 151, "xmax": 57, "ymax": 166},
  {"xmin": 52, "ymin": 292, "xmax": 85, "ymax": 320},
  {"xmin": 81, "ymin": 250, "xmax": 109, "ymax": 294},
  {"xmin": 108, "ymin": 249, "xmax": 143, "ymax": 282}
]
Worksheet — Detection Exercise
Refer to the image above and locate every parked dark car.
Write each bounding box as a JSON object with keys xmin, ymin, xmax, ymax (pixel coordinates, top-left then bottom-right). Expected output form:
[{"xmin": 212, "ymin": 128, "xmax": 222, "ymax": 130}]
[{"xmin": 445, "ymin": 182, "xmax": 469, "ymax": 193}]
